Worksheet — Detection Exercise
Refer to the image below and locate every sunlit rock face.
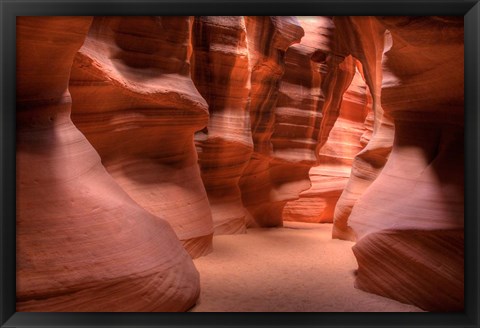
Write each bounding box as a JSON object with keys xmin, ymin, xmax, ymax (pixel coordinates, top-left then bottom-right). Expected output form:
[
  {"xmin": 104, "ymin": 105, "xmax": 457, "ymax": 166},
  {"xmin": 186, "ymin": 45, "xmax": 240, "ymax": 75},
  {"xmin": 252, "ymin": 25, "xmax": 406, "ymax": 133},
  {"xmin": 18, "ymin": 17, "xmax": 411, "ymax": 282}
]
[
  {"xmin": 238, "ymin": 16, "xmax": 305, "ymax": 227},
  {"xmin": 69, "ymin": 16, "xmax": 214, "ymax": 258},
  {"xmin": 349, "ymin": 16, "xmax": 464, "ymax": 237},
  {"xmin": 16, "ymin": 16, "xmax": 464, "ymax": 313},
  {"xmin": 270, "ymin": 16, "xmax": 329, "ymax": 224},
  {"xmin": 331, "ymin": 17, "xmax": 395, "ymax": 241},
  {"xmin": 333, "ymin": 16, "xmax": 464, "ymax": 311},
  {"xmin": 16, "ymin": 16, "xmax": 200, "ymax": 311},
  {"xmin": 191, "ymin": 16, "xmax": 253, "ymax": 235},
  {"xmin": 283, "ymin": 62, "xmax": 372, "ymax": 223},
  {"xmin": 239, "ymin": 16, "xmax": 357, "ymax": 228}
]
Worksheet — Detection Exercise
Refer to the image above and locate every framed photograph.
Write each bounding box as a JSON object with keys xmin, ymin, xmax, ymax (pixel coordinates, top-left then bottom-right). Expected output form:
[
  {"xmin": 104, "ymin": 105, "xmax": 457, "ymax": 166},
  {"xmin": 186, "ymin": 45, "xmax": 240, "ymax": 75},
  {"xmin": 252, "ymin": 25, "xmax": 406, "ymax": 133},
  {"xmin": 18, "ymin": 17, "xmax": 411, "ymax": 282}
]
[{"xmin": 2, "ymin": 0, "xmax": 479, "ymax": 327}]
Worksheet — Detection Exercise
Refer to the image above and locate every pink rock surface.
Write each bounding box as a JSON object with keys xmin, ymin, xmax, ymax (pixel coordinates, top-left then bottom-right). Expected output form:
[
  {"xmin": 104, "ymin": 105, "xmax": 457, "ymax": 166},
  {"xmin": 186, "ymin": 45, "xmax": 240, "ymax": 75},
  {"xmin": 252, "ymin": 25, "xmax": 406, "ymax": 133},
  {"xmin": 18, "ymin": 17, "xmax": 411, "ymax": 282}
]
[
  {"xmin": 16, "ymin": 16, "xmax": 200, "ymax": 311},
  {"xmin": 69, "ymin": 17, "xmax": 214, "ymax": 257},
  {"xmin": 353, "ymin": 229, "xmax": 464, "ymax": 311},
  {"xmin": 348, "ymin": 16, "xmax": 464, "ymax": 237},
  {"xmin": 239, "ymin": 16, "xmax": 362, "ymax": 228},
  {"xmin": 331, "ymin": 17, "xmax": 395, "ymax": 241},
  {"xmin": 238, "ymin": 16, "xmax": 305, "ymax": 227},
  {"xmin": 16, "ymin": 16, "xmax": 464, "ymax": 313},
  {"xmin": 268, "ymin": 17, "xmax": 331, "ymax": 225},
  {"xmin": 284, "ymin": 62, "xmax": 371, "ymax": 223},
  {"xmin": 191, "ymin": 16, "xmax": 253, "ymax": 235},
  {"xmin": 331, "ymin": 16, "xmax": 464, "ymax": 311}
]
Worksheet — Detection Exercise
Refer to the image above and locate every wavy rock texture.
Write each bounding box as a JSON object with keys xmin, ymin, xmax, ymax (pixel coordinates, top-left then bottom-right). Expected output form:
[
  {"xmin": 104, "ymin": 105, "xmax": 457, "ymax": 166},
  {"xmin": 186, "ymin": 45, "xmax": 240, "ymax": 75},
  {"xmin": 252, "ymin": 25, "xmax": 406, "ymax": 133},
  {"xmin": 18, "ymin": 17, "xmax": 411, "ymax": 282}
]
[
  {"xmin": 352, "ymin": 229, "xmax": 464, "ymax": 312},
  {"xmin": 69, "ymin": 17, "xmax": 214, "ymax": 257},
  {"xmin": 191, "ymin": 16, "xmax": 253, "ymax": 235},
  {"xmin": 16, "ymin": 16, "xmax": 199, "ymax": 311},
  {"xmin": 16, "ymin": 16, "xmax": 464, "ymax": 313},
  {"xmin": 283, "ymin": 62, "xmax": 371, "ymax": 223},
  {"xmin": 271, "ymin": 16, "xmax": 331, "ymax": 224},
  {"xmin": 331, "ymin": 17, "xmax": 395, "ymax": 241},
  {"xmin": 238, "ymin": 16, "xmax": 305, "ymax": 227},
  {"xmin": 335, "ymin": 16, "xmax": 464, "ymax": 311}
]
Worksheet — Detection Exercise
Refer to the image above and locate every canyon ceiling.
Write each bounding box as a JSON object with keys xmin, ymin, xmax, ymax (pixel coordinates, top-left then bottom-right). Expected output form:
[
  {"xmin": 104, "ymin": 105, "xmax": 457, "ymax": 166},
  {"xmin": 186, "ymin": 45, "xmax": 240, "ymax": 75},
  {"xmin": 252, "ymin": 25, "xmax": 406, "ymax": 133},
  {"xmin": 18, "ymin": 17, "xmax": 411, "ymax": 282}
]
[{"xmin": 16, "ymin": 16, "xmax": 464, "ymax": 312}]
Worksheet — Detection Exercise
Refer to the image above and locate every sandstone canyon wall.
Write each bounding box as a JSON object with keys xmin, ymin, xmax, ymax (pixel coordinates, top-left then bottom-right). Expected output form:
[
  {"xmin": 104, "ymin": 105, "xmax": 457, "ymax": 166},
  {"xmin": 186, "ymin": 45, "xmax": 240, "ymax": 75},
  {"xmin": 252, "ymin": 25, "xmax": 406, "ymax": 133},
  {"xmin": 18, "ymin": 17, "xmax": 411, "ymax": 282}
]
[
  {"xmin": 238, "ymin": 16, "xmax": 364, "ymax": 228},
  {"xmin": 16, "ymin": 16, "xmax": 200, "ymax": 311},
  {"xmin": 237, "ymin": 16, "xmax": 306, "ymax": 227},
  {"xmin": 331, "ymin": 17, "xmax": 395, "ymax": 241},
  {"xmin": 283, "ymin": 62, "xmax": 372, "ymax": 223},
  {"xmin": 69, "ymin": 16, "xmax": 214, "ymax": 258},
  {"xmin": 332, "ymin": 16, "xmax": 464, "ymax": 311},
  {"xmin": 191, "ymin": 16, "xmax": 253, "ymax": 235},
  {"xmin": 16, "ymin": 16, "xmax": 464, "ymax": 313},
  {"xmin": 270, "ymin": 16, "xmax": 332, "ymax": 224},
  {"xmin": 277, "ymin": 17, "xmax": 379, "ymax": 226}
]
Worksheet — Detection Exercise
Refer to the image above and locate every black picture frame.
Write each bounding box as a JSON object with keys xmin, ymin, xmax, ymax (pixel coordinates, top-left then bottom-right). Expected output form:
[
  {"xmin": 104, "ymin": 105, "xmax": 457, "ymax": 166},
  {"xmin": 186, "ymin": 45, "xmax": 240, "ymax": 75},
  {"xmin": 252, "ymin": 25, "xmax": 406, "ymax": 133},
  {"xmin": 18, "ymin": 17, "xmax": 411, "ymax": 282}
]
[{"xmin": 1, "ymin": 0, "xmax": 479, "ymax": 327}]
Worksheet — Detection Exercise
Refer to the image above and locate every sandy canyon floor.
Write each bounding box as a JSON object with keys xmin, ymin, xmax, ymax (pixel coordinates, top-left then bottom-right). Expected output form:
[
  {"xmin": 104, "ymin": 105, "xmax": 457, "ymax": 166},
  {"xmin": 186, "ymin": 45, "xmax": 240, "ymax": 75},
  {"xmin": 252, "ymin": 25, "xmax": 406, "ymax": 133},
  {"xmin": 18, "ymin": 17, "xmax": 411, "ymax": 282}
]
[{"xmin": 190, "ymin": 222, "xmax": 423, "ymax": 312}]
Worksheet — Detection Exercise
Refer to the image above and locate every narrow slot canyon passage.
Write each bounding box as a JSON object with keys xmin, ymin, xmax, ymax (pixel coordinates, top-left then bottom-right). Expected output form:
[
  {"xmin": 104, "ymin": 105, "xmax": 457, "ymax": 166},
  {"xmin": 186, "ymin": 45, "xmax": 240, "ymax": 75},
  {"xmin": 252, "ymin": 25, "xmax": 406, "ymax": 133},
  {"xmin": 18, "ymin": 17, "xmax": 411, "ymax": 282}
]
[
  {"xmin": 16, "ymin": 15, "xmax": 464, "ymax": 313},
  {"xmin": 191, "ymin": 223, "xmax": 423, "ymax": 312}
]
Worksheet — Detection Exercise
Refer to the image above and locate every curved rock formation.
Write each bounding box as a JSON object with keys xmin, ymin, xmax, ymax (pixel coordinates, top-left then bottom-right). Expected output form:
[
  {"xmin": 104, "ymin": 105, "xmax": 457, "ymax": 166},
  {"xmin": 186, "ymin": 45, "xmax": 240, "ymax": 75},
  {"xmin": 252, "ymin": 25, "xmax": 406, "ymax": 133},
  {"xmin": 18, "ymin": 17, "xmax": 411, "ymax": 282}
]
[
  {"xmin": 349, "ymin": 16, "xmax": 464, "ymax": 236},
  {"xmin": 352, "ymin": 229, "xmax": 464, "ymax": 312},
  {"xmin": 333, "ymin": 16, "xmax": 464, "ymax": 311},
  {"xmin": 16, "ymin": 15, "xmax": 464, "ymax": 313},
  {"xmin": 16, "ymin": 16, "xmax": 199, "ymax": 311},
  {"xmin": 268, "ymin": 17, "xmax": 330, "ymax": 225},
  {"xmin": 331, "ymin": 17, "xmax": 395, "ymax": 241},
  {"xmin": 238, "ymin": 16, "xmax": 305, "ymax": 227},
  {"xmin": 69, "ymin": 16, "xmax": 214, "ymax": 257},
  {"xmin": 191, "ymin": 16, "xmax": 253, "ymax": 235},
  {"xmin": 283, "ymin": 63, "xmax": 371, "ymax": 223}
]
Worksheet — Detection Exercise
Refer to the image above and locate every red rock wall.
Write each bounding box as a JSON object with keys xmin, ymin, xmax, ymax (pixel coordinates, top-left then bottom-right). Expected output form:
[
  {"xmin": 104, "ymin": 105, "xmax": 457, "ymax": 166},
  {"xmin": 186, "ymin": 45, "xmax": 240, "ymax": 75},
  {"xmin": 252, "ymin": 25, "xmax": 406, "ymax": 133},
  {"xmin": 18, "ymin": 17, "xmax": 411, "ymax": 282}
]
[
  {"xmin": 238, "ymin": 16, "xmax": 305, "ymax": 227},
  {"xmin": 353, "ymin": 229, "xmax": 464, "ymax": 312},
  {"xmin": 270, "ymin": 17, "xmax": 330, "ymax": 224},
  {"xmin": 331, "ymin": 17, "xmax": 395, "ymax": 241},
  {"xmin": 16, "ymin": 16, "xmax": 464, "ymax": 312},
  {"xmin": 192, "ymin": 16, "xmax": 337, "ymax": 231},
  {"xmin": 333, "ymin": 16, "xmax": 464, "ymax": 311},
  {"xmin": 281, "ymin": 17, "xmax": 377, "ymax": 225},
  {"xmin": 16, "ymin": 16, "xmax": 200, "ymax": 311},
  {"xmin": 283, "ymin": 62, "xmax": 372, "ymax": 223},
  {"xmin": 350, "ymin": 16, "xmax": 464, "ymax": 237},
  {"xmin": 69, "ymin": 17, "xmax": 214, "ymax": 258},
  {"xmin": 239, "ymin": 16, "xmax": 361, "ymax": 228},
  {"xmin": 191, "ymin": 16, "xmax": 253, "ymax": 235}
]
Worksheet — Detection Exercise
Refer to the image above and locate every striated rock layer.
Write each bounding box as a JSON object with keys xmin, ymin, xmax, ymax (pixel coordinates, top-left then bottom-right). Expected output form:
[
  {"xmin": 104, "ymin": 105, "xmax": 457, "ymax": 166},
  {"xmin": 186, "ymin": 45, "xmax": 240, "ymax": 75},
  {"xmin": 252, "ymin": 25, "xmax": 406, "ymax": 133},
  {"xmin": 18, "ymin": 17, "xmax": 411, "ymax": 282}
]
[
  {"xmin": 269, "ymin": 17, "xmax": 331, "ymax": 225},
  {"xmin": 69, "ymin": 16, "xmax": 214, "ymax": 257},
  {"xmin": 238, "ymin": 16, "xmax": 305, "ymax": 227},
  {"xmin": 331, "ymin": 17, "xmax": 395, "ymax": 241},
  {"xmin": 16, "ymin": 15, "xmax": 464, "ymax": 313},
  {"xmin": 333, "ymin": 16, "xmax": 464, "ymax": 311},
  {"xmin": 283, "ymin": 62, "xmax": 371, "ymax": 223},
  {"xmin": 239, "ymin": 16, "xmax": 361, "ymax": 228},
  {"xmin": 352, "ymin": 229, "xmax": 464, "ymax": 312},
  {"xmin": 16, "ymin": 16, "xmax": 200, "ymax": 311},
  {"xmin": 191, "ymin": 16, "xmax": 253, "ymax": 235},
  {"xmin": 349, "ymin": 16, "xmax": 464, "ymax": 237}
]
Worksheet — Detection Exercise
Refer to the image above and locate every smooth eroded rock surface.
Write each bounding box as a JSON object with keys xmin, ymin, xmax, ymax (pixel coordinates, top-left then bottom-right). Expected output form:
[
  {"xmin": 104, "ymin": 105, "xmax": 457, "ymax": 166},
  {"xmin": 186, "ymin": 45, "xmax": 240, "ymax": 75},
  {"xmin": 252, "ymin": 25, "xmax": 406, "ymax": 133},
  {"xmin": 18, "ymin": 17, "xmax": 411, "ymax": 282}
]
[
  {"xmin": 284, "ymin": 62, "xmax": 371, "ymax": 223},
  {"xmin": 332, "ymin": 16, "xmax": 464, "ymax": 311},
  {"xmin": 331, "ymin": 17, "xmax": 395, "ymax": 241},
  {"xmin": 17, "ymin": 16, "xmax": 200, "ymax": 311},
  {"xmin": 238, "ymin": 16, "xmax": 305, "ymax": 227},
  {"xmin": 192, "ymin": 16, "xmax": 253, "ymax": 235},
  {"xmin": 16, "ymin": 16, "xmax": 464, "ymax": 313},
  {"xmin": 353, "ymin": 229, "xmax": 464, "ymax": 311},
  {"xmin": 70, "ymin": 16, "xmax": 214, "ymax": 257}
]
